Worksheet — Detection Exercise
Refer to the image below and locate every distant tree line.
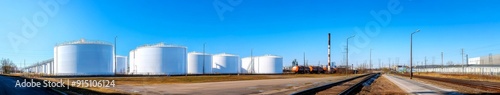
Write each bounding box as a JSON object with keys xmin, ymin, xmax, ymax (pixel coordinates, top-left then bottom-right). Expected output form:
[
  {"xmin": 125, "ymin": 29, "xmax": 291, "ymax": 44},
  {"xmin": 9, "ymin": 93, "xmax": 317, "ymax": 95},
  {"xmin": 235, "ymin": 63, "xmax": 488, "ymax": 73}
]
[{"xmin": 1, "ymin": 58, "xmax": 17, "ymax": 74}]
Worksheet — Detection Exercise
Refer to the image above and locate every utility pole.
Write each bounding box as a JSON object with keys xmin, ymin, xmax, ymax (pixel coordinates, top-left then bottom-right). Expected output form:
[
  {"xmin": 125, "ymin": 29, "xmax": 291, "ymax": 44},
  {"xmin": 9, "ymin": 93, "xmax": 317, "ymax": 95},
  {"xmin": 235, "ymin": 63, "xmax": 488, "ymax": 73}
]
[
  {"xmin": 461, "ymin": 48, "xmax": 464, "ymax": 74},
  {"xmin": 303, "ymin": 52, "xmax": 306, "ymax": 66},
  {"xmin": 346, "ymin": 35, "xmax": 355, "ymax": 75},
  {"xmin": 328, "ymin": 33, "xmax": 331, "ymax": 73},
  {"xmin": 410, "ymin": 29, "xmax": 420, "ymax": 79},
  {"xmin": 462, "ymin": 49, "xmax": 464, "ymax": 65},
  {"xmin": 466, "ymin": 54, "xmax": 469, "ymax": 66},
  {"xmin": 424, "ymin": 57, "xmax": 427, "ymax": 68}
]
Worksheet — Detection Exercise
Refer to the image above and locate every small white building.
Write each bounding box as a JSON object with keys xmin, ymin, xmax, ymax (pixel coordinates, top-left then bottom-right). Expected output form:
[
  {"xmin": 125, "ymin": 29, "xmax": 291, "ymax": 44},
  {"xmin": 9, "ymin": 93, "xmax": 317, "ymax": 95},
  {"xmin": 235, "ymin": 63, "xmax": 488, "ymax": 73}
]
[{"xmin": 469, "ymin": 57, "xmax": 481, "ymax": 65}]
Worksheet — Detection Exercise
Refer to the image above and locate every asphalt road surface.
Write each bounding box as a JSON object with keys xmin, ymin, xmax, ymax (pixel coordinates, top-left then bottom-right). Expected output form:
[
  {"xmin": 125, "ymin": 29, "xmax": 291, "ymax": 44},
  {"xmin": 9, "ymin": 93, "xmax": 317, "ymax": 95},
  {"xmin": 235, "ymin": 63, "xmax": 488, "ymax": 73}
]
[{"xmin": 0, "ymin": 75, "xmax": 60, "ymax": 95}]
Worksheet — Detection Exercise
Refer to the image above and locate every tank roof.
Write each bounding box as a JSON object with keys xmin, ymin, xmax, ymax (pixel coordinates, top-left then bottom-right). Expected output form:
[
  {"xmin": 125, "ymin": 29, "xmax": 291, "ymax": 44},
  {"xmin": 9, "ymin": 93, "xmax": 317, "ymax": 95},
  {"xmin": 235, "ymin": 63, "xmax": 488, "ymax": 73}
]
[
  {"xmin": 188, "ymin": 51, "xmax": 211, "ymax": 55},
  {"xmin": 213, "ymin": 53, "xmax": 238, "ymax": 56},
  {"xmin": 135, "ymin": 42, "xmax": 186, "ymax": 49},
  {"xmin": 242, "ymin": 54, "xmax": 282, "ymax": 58},
  {"xmin": 56, "ymin": 39, "xmax": 112, "ymax": 46},
  {"xmin": 116, "ymin": 55, "xmax": 127, "ymax": 58}
]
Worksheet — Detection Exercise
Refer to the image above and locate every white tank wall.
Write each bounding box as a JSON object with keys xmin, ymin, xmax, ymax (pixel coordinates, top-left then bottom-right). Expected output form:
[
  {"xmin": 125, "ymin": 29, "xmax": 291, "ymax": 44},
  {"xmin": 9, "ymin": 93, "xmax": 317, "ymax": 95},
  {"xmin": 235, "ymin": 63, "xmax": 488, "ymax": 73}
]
[
  {"xmin": 45, "ymin": 64, "xmax": 48, "ymax": 74},
  {"xmin": 187, "ymin": 52, "xmax": 213, "ymax": 74},
  {"xmin": 116, "ymin": 56, "xmax": 127, "ymax": 74},
  {"xmin": 49, "ymin": 62, "xmax": 53, "ymax": 74},
  {"xmin": 256, "ymin": 55, "xmax": 283, "ymax": 74},
  {"xmin": 133, "ymin": 45, "xmax": 187, "ymax": 75},
  {"xmin": 241, "ymin": 57, "xmax": 258, "ymax": 74},
  {"xmin": 212, "ymin": 53, "xmax": 239, "ymax": 74},
  {"xmin": 54, "ymin": 47, "xmax": 58, "ymax": 74},
  {"xmin": 38, "ymin": 65, "xmax": 43, "ymax": 74},
  {"xmin": 241, "ymin": 55, "xmax": 283, "ymax": 74},
  {"xmin": 241, "ymin": 57, "xmax": 252, "ymax": 73},
  {"xmin": 129, "ymin": 50, "xmax": 135, "ymax": 74},
  {"xmin": 54, "ymin": 44, "xmax": 114, "ymax": 75}
]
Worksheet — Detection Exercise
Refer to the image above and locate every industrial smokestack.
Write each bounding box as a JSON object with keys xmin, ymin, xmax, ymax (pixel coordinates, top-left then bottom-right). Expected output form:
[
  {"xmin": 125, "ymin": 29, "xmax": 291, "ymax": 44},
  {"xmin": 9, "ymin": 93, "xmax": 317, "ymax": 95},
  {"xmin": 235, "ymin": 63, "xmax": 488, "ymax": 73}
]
[{"xmin": 328, "ymin": 33, "xmax": 331, "ymax": 73}]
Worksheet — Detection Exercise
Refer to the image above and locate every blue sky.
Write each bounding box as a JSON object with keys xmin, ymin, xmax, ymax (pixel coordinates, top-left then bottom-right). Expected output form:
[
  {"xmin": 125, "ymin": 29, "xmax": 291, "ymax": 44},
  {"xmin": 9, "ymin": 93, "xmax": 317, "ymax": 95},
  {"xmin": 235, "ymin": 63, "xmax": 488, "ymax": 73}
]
[{"xmin": 1, "ymin": 0, "xmax": 500, "ymax": 68}]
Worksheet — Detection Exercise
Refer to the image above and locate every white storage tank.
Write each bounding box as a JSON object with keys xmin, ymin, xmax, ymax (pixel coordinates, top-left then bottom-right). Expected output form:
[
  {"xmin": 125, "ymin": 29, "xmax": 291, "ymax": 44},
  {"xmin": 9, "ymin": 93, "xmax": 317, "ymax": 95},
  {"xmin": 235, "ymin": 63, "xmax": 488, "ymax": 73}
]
[
  {"xmin": 129, "ymin": 50, "xmax": 136, "ymax": 74},
  {"xmin": 116, "ymin": 56, "xmax": 128, "ymax": 74},
  {"xmin": 212, "ymin": 53, "xmax": 239, "ymax": 74},
  {"xmin": 241, "ymin": 57, "xmax": 256, "ymax": 73},
  {"xmin": 53, "ymin": 39, "xmax": 114, "ymax": 75},
  {"xmin": 256, "ymin": 55, "xmax": 283, "ymax": 74},
  {"xmin": 187, "ymin": 52, "xmax": 212, "ymax": 74},
  {"xmin": 241, "ymin": 55, "xmax": 283, "ymax": 74},
  {"xmin": 131, "ymin": 43, "xmax": 187, "ymax": 75}
]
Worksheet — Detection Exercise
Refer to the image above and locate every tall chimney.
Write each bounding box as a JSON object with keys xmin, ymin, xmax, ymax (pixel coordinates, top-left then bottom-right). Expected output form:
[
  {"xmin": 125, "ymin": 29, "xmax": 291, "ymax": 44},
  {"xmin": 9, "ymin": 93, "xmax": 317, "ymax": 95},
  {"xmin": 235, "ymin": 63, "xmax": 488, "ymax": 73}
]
[{"xmin": 328, "ymin": 33, "xmax": 331, "ymax": 73}]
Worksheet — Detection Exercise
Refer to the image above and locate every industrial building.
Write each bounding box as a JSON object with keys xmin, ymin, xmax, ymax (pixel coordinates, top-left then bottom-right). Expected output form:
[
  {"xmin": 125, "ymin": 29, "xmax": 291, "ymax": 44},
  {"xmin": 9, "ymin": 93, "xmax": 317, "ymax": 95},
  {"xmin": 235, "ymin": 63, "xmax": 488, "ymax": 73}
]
[
  {"xmin": 187, "ymin": 52, "xmax": 213, "ymax": 74},
  {"xmin": 53, "ymin": 39, "xmax": 114, "ymax": 75},
  {"xmin": 129, "ymin": 43, "xmax": 187, "ymax": 75},
  {"xmin": 241, "ymin": 55, "xmax": 283, "ymax": 74},
  {"xmin": 212, "ymin": 53, "xmax": 240, "ymax": 74},
  {"xmin": 468, "ymin": 54, "xmax": 500, "ymax": 65}
]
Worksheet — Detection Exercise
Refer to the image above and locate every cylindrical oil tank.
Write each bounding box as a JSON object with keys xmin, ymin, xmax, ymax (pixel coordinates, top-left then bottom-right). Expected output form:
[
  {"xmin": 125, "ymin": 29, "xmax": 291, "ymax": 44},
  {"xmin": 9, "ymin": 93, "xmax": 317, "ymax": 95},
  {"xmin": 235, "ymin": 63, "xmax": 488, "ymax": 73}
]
[
  {"xmin": 116, "ymin": 56, "xmax": 128, "ymax": 74},
  {"xmin": 54, "ymin": 39, "xmax": 114, "ymax": 75},
  {"xmin": 255, "ymin": 55, "xmax": 283, "ymax": 74},
  {"xmin": 309, "ymin": 66, "xmax": 324, "ymax": 73},
  {"xmin": 132, "ymin": 43, "xmax": 187, "ymax": 75},
  {"xmin": 187, "ymin": 52, "xmax": 212, "ymax": 74},
  {"xmin": 241, "ymin": 57, "xmax": 253, "ymax": 73},
  {"xmin": 45, "ymin": 63, "xmax": 50, "ymax": 74},
  {"xmin": 212, "ymin": 53, "xmax": 239, "ymax": 74},
  {"xmin": 129, "ymin": 50, "xmax": 135, "ymax": 74},
  {"xmin": 292, "ymin": 66, "xmax": 310, "ymax": 73}
]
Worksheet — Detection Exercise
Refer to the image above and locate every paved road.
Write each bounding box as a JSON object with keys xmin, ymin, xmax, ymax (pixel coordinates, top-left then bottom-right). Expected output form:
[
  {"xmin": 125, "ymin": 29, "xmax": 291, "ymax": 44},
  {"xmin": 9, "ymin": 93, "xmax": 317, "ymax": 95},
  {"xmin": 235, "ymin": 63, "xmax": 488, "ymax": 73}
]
[
  {"xmin": 115, "ymin": 76, "xmax": 350, "ymax": 95},
  {"xmin": 0, "ymin": 75, "xmax": 60, "ymax": 95},
  {"xmin": 385, "ymin": 74, "xmax": 461, "ymax": 95}
]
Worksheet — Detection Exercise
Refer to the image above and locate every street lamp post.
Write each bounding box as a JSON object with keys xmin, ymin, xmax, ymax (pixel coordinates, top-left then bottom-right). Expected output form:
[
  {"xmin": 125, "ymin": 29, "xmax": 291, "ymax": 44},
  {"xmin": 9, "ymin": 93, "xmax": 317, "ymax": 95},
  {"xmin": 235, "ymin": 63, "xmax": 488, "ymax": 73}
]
[
  {"xmin": 410, "ymin": 29, "xmax": 420, "ymax": 79},
  {"xmin": 346, "ymin": 35, "xmax": 355, "ymax": 75}
]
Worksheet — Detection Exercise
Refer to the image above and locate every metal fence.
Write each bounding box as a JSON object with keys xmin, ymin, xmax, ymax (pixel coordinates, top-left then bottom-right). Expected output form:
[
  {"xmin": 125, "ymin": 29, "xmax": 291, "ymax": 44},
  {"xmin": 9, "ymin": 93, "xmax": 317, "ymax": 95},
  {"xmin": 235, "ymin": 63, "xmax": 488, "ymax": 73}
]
[{"xmin": 415, "ymin": 66, "xmax": 500, "ymax": 76}]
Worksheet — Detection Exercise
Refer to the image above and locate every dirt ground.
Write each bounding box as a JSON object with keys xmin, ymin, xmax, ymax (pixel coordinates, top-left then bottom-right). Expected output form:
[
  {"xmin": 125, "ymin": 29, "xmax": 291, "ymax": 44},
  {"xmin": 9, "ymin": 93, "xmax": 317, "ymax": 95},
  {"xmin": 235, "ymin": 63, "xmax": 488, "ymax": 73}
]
[
  {"xmin": 396, "ymin": 73, "xmax": 494, "ymax": 94},
  {"xmin": 30, "ymin": 74, "xmax": 347, "ymax": 94},
  {"xmin": 113, "ymin": 76, "xmax": 353, "ymax": 95},
  {"xmin": 357, "ymin": 75, "xmax": 406, "ymax": 95}
]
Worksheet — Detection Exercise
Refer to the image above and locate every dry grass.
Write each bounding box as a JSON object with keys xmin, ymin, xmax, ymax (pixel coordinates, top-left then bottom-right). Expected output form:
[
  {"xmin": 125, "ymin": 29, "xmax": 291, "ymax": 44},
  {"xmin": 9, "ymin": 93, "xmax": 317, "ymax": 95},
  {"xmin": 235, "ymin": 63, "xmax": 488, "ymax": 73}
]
[
  {"xmin": 2, "ymin": 73, "xmax": 24, "ymax": 77},
  {"xmin": 48, "ymin": 74, "xmax": 343, "ymax": 85},
  {"xmin": 33, "ymin": 74, "xmax": 346, "ymax": 94},
  {"xmin": 416, "ymin": 72, "xmax": 500, "ymax": 82}
]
